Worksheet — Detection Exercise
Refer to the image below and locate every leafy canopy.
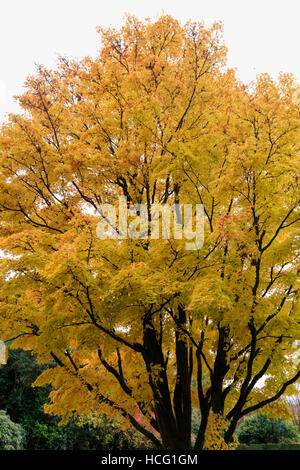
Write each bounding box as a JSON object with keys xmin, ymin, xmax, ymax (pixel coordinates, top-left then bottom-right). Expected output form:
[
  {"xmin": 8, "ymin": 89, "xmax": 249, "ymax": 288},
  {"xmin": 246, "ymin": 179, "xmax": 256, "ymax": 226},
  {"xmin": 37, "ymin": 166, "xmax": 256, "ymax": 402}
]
[{"xmin": 0, "ymin": 15, "xmax": 299, "ymax": 450}]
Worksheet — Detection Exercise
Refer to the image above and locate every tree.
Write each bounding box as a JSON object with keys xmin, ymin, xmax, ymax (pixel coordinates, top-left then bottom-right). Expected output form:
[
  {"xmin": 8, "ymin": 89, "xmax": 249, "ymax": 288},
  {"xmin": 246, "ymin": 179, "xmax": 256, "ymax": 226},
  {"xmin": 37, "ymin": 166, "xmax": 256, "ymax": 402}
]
[
  {"xmin": 0, "ymin": 410, "xmax": 25, "ymax": 450},
  {"xmin": 236, "ymin": 413, "xmax": 300, "ymax": 445},
  {"xmin": 0, "ymin": 347, "xmax": 53, "ymax": 422},
  {"xmin": 0, "ymin": 15, "xmax": 299, "ymax": 450}
]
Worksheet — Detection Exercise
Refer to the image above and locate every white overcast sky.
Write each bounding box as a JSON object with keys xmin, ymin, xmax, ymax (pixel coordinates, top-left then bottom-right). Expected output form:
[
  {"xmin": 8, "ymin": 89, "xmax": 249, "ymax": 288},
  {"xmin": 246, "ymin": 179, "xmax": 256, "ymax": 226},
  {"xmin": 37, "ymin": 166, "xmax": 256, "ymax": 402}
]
[{"xmin": 0, "ymin": 0, "xmax": 299, "ymax": 122}]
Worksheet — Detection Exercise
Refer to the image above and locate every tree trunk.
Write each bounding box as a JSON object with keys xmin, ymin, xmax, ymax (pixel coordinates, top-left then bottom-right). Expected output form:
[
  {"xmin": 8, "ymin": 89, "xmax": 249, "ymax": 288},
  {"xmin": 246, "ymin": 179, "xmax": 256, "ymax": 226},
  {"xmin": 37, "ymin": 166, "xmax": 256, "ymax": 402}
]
[{"xmin": 142, "ymin": 316, "xmax": 192, "ymax": 450}]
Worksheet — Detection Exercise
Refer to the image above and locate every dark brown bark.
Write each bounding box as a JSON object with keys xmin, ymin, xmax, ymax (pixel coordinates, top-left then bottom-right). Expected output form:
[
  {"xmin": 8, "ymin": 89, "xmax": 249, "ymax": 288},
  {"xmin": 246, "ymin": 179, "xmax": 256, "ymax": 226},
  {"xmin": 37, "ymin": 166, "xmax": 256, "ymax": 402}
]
[
  {"xmin": 210, "ymin": 326, "xmax": 230, "ymax": 415},
  {"xmin": 142, "ymin": 310, "xmax": 192, "ymax": 450},
  {"xmin": 173, "ymin": 305, "xmax": 192, "ymax": 449}
]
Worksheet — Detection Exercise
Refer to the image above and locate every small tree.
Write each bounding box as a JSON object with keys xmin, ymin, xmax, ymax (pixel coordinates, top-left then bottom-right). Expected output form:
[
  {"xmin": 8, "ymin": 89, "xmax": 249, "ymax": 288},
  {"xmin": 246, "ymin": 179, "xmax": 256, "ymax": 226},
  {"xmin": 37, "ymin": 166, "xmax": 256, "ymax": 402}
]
[
  {"xmin": 0, "ymin": 410, "xmax": 26, "ymax": 450},
  {"xmin": 236, "ymin": 413, "xmax": 300, "ymax": 445}
]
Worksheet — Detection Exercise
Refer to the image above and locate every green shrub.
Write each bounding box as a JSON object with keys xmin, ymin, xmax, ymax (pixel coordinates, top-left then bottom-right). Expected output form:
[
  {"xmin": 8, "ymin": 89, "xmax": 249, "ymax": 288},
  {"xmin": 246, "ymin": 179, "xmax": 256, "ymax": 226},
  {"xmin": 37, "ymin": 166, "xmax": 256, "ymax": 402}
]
[
  {"xmin": 236, "ymin": 413, "xmax": 300, "ymax": 445},
  {"xmin": 0, "ymin": 410, "xmax": 26, "ymax": 450},
  {"xmin": 238, "ymin": 442, "xmax": 300, "ymax": 450}
]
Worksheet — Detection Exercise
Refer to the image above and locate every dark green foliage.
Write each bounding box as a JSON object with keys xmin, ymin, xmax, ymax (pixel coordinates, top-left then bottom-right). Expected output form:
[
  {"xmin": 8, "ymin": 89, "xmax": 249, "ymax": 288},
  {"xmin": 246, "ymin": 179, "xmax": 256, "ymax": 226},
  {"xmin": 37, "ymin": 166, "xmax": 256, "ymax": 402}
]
[
  {"xmin": 238, "ymin": 443, "xmax": 300, "ymax": 450},
  {"xmin": 236, "ymin": 413, "xmax": 300, "ymax": 445},
  {"xmin": 0, "ymin": 347, "xmax": 69, "ymax": 449},
  {"xmin": 73, "ymin": 414, "xmax": 154, "ymax": 450}
]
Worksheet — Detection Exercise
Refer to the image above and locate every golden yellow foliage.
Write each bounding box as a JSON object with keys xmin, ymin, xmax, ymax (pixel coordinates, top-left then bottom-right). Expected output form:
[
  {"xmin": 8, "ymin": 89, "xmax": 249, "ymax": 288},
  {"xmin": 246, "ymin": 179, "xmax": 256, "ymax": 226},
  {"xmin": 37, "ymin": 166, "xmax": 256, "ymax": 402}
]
[{"xmin": 0, "ymin": 15, "xmax": 299, "ymax": 450}]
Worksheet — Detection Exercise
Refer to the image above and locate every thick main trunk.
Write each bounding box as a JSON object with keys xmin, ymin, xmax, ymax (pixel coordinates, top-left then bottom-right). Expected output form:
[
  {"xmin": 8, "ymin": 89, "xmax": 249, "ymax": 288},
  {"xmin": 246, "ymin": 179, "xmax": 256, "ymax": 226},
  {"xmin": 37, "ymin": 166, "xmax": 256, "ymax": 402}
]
[
  {"xmin": 210, "ymin": 326, "xmax": 230, "ymax": 415},
  {"xmin": 142, "ymin": 316, "xmax": 192, "ymax": 450},
  {"xmin": 173, "ymin": 305, "xmax": 192, "ymax": 450}
]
